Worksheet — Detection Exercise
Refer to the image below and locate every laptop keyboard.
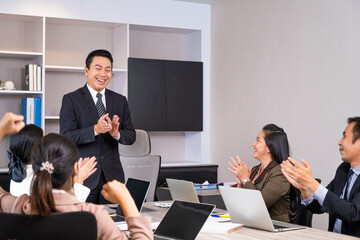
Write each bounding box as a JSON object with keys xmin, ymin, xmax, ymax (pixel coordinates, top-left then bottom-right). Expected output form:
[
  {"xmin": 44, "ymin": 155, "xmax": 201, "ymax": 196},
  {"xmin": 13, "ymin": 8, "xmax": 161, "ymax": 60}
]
[
  {"xmin": 111, "ymin": 215, "xmax": 125, "ymax": 222},
  {"xmin": 273, "ymin": 224, "xmax": 289, "ymax": 230}
]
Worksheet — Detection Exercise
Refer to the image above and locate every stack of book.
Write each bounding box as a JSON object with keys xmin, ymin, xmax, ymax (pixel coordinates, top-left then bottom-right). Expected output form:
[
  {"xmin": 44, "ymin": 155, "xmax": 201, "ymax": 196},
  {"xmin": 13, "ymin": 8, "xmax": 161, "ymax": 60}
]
[
  {"xmin": 25, "ymin": 64, "xmax": 42, "ymax": 91},
  {"xmin": 21, "ymin": 97, "xmax": 41, "ymax": 127}
]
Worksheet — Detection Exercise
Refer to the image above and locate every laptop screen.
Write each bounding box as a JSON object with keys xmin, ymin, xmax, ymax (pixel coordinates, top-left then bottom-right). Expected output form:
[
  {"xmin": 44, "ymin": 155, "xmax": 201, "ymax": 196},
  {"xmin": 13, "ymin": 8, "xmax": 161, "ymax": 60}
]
[
  {"xmin": 116, "ymin": 178, "xmax": 150, "ymax": 215},
  {"xmin": 166, "ymin": 178, "xmax": 200, "ymax": 203},
  {"xmin": 154, "ymin": 201, "xmax": 215, "ymax": 240}
]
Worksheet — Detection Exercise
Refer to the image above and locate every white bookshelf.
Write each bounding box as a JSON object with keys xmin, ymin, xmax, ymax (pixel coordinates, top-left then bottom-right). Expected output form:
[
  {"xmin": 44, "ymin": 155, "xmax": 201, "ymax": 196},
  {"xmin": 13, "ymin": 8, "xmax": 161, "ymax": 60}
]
[{"xmin": 0, "ymin": 11, "xmax": 204, "ymax": 167}]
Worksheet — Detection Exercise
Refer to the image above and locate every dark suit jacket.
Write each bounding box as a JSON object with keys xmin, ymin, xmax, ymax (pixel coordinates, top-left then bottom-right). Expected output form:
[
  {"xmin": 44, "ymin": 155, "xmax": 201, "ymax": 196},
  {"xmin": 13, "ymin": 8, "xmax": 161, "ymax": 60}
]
[
  {"xmin": 306, "ymin": 162, "xmax": 360, "ymax": 237},
  {"xmin": 60, "ymin": 85, "xmax": 135, "ymax": 189},
  {"xmin": 243, "ymin": 164, "xmax": 290, "ymax": 222}
]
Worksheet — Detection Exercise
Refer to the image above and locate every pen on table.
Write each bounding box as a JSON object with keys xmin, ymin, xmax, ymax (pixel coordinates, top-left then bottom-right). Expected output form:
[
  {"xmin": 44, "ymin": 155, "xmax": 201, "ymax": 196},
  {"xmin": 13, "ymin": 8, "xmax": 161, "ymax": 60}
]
[{"xmin": 211, "ymin": 215, "xmax": 230, "ymax": 218}]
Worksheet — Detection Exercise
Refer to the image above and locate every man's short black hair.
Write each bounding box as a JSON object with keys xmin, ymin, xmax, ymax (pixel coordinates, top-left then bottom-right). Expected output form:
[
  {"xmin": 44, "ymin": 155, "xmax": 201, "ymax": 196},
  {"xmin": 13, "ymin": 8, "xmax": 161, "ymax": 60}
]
[
  {"xmin": 85, "ymin": 49, "xmax": 113, "ymax": 69},
  {"xmin": 347, "ymin": 117, "xmax": 360, "ymax": 143}
]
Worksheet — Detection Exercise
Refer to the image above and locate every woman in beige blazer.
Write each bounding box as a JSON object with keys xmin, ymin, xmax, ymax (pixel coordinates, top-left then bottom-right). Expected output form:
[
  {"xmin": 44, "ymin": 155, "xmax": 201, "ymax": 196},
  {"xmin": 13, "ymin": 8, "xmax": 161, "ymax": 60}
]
[
  {"xmin": 0, "ymin": 132, "xmax": 152, "ymax": 240},
  {"xmin": 228, "ymin": 124, "xmax": 291, "ymax": 222}
]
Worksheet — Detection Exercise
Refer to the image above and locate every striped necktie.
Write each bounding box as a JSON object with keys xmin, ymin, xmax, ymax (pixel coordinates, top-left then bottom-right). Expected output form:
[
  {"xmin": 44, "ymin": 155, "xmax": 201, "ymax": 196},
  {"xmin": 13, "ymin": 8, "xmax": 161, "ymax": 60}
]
[
  {"xmin": 96, "ymin": 93, "xmax": 106, "ymax": 117},
  {"xmin": 344, "ymin": 169, "xmax": 354, "ymax": 200}
]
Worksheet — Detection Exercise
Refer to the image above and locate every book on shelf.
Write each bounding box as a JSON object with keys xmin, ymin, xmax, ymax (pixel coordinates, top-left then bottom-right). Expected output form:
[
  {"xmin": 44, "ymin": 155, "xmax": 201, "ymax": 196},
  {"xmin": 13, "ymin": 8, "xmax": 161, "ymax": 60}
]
[
  {"xmin": 21, "ymin": 97, "xmax": 41, "ymax": 128},
  {"xmin": 33, "ymin": 64, "xmax": 37, "ymax": 91},
  {"xmin": 24, "ymin": 64, "xmax": 34, "ymax": 91},
  {"xmin": 201, "ymin": 222, "xmax": 243, "ymax": 234},
  {"xmin": 24, "ymin": 64, "xmax": 42, "ymax": 91},
  {"xmin": 36, "ymin": 66, "xmax": 42, "ymax": 91}
]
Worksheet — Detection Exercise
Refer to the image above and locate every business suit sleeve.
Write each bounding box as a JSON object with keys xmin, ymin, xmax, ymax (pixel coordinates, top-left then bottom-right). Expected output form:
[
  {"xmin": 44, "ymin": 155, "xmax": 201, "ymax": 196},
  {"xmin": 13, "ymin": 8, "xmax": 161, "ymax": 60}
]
[
  {"xmin": 305, "ymin": 180, "xmax": 334, "ymax": 214},
  {"xmin": 305, "ymin": 163, "xmax": 360, "ymax": 221},
  {"xmin": 320, "ymin": 189, "xmax": 360, "ymax": 223},
  {"xmin": 118, "ymin": 98, "xmax": 136, "ymax": 145},
  {"xmin": 244, "ymin": 168, "xmax": 290, "ymax": 209},
  {"xmin": 60, "ymin": 94, "xmax": 95, "ymax": 145}
]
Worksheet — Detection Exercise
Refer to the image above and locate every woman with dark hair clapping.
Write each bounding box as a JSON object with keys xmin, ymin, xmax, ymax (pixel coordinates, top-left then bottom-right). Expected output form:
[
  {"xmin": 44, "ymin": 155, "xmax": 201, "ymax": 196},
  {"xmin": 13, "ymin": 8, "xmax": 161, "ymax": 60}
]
[
  {"xmin": 1, "ymin": 133, "xmax": 152, "ymax": 239},
  {"xmin": 228, "ymin": 124, "xmax": 291, "ymax": 222},
  {"xmin": 7, "ymin": 124, "xmax": 95, "ymax": 202}
]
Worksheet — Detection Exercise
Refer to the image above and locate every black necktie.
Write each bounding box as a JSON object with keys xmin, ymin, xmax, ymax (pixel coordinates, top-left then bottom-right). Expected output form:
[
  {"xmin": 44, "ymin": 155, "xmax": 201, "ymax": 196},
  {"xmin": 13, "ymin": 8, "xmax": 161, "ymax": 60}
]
[
  {"xmin": 96, "ymin": 93, "xmax": 106, "ymax": 117},
  {"xmin": 344, "ymin": 169, "xmax": 354, "ymax": 200}
]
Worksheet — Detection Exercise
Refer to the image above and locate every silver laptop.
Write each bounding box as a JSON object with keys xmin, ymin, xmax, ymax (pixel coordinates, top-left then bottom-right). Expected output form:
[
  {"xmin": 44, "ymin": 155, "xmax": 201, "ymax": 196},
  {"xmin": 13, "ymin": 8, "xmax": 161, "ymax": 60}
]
[
  {"xmin": 219, "ymin": 186, "xmax": 305, "ymax": 232},
  {"xmin": 166, "ymin": 178, "xmax": 200, "ymax": 203},
  {"xmin": 154, "ymin": 200, "xmax": 215, "ymax": 240}
]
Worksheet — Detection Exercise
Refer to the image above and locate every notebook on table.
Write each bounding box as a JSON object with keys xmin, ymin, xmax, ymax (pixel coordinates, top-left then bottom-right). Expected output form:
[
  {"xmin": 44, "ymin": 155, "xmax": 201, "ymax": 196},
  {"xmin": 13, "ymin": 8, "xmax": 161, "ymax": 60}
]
[
  {"xmin": 111, "ymin": 178, "xmax": 150, "ymax": 222},
  {"xmin": 218, "ymin": 186, "xmax": 305, "ymax": 232},
  {"xmin": 154, "ymin": 200, "xmax": 215, "ymax": 240}
]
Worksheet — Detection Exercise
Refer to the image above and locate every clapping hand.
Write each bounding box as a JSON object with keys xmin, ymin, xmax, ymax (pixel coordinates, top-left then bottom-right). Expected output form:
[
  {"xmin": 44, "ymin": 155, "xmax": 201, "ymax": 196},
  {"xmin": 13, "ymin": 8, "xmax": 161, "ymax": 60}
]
[
  {"xmin": 95, "ymin": 113, "xmax": 112, "ymax": 134},
  {"xmin": 107, "ymin": 115, "xmax": 120, "ymax": 138},
  {"xmin": 280, "ymin": 157, "xmax": 320, "ymax": 198},
  {"xmin": 227, "ymin": 156, "xmax": 251, "ymax": 183},
  {"xmin": 73, "ymin": 157, "xmax": 97, "ymax": 184}
]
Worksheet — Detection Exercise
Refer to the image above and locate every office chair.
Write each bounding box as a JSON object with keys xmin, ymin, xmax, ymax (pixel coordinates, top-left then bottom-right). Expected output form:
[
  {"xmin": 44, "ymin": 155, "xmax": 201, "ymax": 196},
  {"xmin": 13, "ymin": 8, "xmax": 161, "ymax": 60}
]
[
  {"xmin": 0, "ymin": 211, "xmax": 97, "ymax": 240},
  {"xmin": 0, "ymin": 172, "xmax": 10, "ymax": 191},
  {"xmin": 289, "ymin": 178, "xmax": 321, "ymax": 227},
  {"xmin": 119, "ymin": 129, "xmax": 161, "ymax": 201}
]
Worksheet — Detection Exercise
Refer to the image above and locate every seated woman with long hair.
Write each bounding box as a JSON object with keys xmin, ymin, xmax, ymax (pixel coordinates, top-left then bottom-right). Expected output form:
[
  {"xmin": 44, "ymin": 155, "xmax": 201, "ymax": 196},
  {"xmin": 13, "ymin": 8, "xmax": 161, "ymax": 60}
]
[
  {"xmin": 228, "ymin": 124, "xmax": 291, "ymax": 222},
  {"xmin": 1, "ymin": 133, "xmax": 152, "ymax": 239},
  {"xmin": 7, "ymin": 124, "xmax": 95, "ymax": 202}
]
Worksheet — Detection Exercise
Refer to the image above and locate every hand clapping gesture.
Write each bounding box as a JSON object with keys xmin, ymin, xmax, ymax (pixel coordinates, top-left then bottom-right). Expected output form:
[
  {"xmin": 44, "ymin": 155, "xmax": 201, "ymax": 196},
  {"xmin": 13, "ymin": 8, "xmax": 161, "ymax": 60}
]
[
  {"xmin": 107, "ymin": 114, "xmax": 120, "ymax": 139},
  {"xmin": 73, "ymin": 157, "xmax": 97, "ymax": 185},
  {"xmin": 280, "ymin": 157, "xmax": 320, "ymax": 199},
  {"xmin": 95, "ymin": 113, "xmax": 112, "ymax": 134},
  {"xmin": 227, "ymin": 156, "xmax": 251, "ymax": 187}
]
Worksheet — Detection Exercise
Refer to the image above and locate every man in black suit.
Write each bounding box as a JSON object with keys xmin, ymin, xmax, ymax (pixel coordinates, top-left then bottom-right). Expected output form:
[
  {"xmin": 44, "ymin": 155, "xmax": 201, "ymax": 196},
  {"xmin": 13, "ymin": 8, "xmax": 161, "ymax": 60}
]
[
  {"xmin": 60, "ymin": 49, "xmax": 135, "ymax": 204},
  {"xmin": 281, "ymin": 117, "xmax": 360, "ymax": 237}
]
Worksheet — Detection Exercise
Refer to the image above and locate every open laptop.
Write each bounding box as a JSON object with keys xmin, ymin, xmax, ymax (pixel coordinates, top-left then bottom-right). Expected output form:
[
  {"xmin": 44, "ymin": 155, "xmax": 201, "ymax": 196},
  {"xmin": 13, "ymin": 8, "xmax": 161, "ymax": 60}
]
[
  {"xmin": 166, "ymin": 178, "xmax": 200, "ymax": 203},
  {"xmin": 219, "ymin": 186, "xmax": 305, "ymax": 232},
  {"xmin": 111, "ymin": 178, "xmax": 150, "ymax": 222},
  {"xmin": 154, "ymin": 200, "xmax": 215, "ymax": 240}
]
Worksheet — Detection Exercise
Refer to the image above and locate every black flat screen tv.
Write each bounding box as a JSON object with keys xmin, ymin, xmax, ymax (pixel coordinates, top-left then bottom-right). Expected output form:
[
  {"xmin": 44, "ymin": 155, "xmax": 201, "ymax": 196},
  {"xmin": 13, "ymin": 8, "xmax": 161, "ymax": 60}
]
[{"xmin": 128, "ymin": 57, "xmax": 203, "ymax": 131}]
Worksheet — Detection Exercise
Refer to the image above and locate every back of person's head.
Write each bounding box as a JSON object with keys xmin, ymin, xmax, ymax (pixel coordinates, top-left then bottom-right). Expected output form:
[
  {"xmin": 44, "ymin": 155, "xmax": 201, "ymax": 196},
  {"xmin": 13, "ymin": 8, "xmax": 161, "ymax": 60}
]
[
  {"xmin": 30, "ymin": 133, "xmax": 79, "ymax": 216},
  {"xmin": 348, "ymin": 117, "xmax": 360, "ymax": 144},
  {"xmin": 8, "ymin": 124, "xmax": 43, "ymax": 182},
  {"xmin": 262, "ymin": 124, "xmax": 290, "ymax": 164},
  {"xmin": 85, "ymin": 49, "xmax": 113, "ymax": 69}
]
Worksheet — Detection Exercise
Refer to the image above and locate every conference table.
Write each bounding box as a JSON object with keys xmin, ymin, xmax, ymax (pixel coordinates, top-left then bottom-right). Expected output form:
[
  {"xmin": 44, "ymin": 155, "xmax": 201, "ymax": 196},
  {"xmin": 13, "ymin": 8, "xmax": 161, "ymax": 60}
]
[{"xmin": 140, "ymin": 202, "xmax": 359, "ymax": 240}]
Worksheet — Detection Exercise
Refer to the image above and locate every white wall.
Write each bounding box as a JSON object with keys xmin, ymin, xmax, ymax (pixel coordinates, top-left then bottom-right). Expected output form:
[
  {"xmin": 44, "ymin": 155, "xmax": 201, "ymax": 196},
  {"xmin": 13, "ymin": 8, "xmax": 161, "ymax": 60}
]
[{"xmin": 211, "ymin": 0, "xmax": 359, "ymax": 230}]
